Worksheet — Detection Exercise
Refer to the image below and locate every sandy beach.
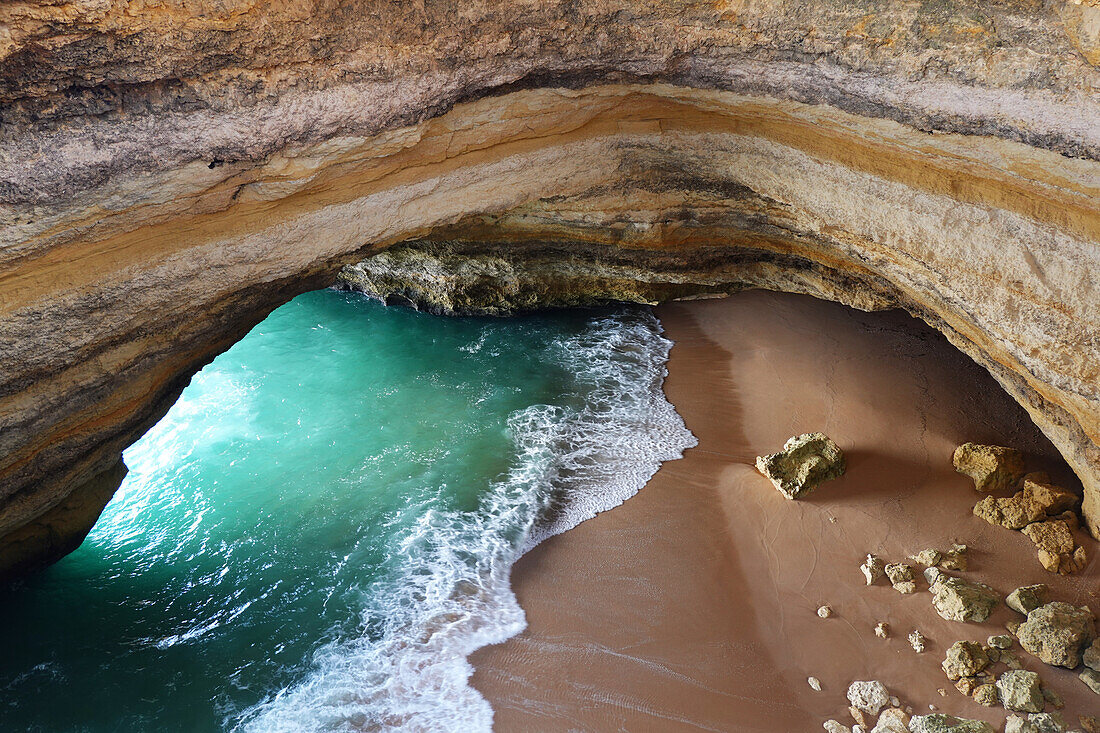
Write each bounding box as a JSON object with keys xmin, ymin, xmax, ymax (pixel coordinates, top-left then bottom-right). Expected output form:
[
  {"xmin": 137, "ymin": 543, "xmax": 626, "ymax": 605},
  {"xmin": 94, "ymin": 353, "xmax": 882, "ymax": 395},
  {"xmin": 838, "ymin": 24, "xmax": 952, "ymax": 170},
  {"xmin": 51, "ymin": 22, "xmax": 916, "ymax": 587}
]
[{"xmin": 470, "ymin": 291, "xmax": 1100, "ymax": 731}]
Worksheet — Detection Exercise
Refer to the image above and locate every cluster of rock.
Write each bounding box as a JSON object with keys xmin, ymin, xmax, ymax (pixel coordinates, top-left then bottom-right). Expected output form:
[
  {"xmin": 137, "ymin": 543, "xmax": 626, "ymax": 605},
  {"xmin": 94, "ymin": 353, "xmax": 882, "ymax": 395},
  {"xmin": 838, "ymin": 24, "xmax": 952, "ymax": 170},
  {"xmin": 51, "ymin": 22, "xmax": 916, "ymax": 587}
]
[
  {"xmin": 954, "ymin": 444, "xmax": 1087, "ymax": 574},
  {"xmin": 861, "ymin": 546, "xmax": 1005, "ymax": 626},
  {"xmin": 755, "ymin": 433, "xmax": 846, "ymax": 499},
  {"xmin": 822, "ymin": 680, "xmax": 914, "ymax": 733},
  {"xmin": 932, "ymin": 583, "xmax": 1100, "ymax": 730}
]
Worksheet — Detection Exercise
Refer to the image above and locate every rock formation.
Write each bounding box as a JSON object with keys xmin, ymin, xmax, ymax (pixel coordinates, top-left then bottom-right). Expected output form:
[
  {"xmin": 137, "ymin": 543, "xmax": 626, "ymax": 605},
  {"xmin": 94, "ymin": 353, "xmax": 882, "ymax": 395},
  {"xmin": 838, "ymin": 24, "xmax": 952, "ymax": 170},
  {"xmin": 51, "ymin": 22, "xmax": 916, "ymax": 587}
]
[
  {"xmin": 1, "ymin": 0, "xmax": 1100, "ymax": 577},
  {"xmin": 1016, "ymin": 602, "xmax": 1097, "ymax": 669},
  {"xmin": 755, "ymin": 432, "xmax": 846, "ymax": 499},
  {"xmin": 954, "ymin": 443, "xmax": 1027, "ymax": 494}
]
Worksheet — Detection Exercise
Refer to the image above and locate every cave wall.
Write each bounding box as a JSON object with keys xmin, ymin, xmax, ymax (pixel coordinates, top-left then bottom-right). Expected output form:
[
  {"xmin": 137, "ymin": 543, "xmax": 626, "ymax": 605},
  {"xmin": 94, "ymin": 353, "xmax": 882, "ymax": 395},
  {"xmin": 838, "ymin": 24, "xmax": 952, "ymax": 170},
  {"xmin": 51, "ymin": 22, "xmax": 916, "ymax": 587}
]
[{"xmin": 1, "ymin": 0, "xmax": 1098, "ymax": 577}]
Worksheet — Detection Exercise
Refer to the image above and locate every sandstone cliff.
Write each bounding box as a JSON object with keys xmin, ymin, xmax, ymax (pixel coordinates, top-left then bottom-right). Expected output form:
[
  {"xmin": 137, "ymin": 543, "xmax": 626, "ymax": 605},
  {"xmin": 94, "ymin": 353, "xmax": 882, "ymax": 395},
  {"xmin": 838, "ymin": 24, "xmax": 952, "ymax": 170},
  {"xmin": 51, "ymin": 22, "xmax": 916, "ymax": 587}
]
[{"xmin": 1, "ymin": 0, "xmax": 1098, "ymax": 577}]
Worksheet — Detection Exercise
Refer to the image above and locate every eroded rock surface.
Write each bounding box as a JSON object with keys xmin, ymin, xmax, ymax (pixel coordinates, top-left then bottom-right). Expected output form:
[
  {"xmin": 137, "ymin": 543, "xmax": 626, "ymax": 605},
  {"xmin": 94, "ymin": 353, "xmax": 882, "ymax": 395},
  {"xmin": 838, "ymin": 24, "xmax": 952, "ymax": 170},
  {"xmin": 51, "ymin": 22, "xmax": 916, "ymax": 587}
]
[
  {"xmin": 755, "ymin": 432, "xmax": 846, "ymax": 499},
  {"xmin": 1016, "ymin": 602, "xmax": 1097, "ymax": 669},
  {"xmin": 953, "ymin": 443, "xmax": 1027, "ymax": 494},
  {"xmin": 930, "ymin": 576, "xmax": 1000, "ymax": 623},
  {"xmin": 2, "ymin": 0, "xmax": 1100, "ymax": 576}
]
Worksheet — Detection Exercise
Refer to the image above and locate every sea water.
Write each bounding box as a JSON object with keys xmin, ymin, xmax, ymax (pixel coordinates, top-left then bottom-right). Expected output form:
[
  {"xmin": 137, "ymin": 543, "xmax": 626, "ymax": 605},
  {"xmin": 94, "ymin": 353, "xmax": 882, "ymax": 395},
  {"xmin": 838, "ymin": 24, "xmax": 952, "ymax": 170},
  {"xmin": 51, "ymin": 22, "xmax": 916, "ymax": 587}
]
[{"xmin": 0, "ymin": 289, "xmax": 694, "ymax": 732}]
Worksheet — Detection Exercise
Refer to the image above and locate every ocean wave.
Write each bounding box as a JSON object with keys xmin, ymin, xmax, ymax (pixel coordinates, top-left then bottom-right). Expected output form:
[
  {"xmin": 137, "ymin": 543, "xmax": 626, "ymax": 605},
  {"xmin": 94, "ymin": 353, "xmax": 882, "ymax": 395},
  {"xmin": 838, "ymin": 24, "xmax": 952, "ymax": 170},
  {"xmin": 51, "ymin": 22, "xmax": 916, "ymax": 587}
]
[{"xmin": 231, "ymin": 307, "xmax": 696, "ymax": 733}]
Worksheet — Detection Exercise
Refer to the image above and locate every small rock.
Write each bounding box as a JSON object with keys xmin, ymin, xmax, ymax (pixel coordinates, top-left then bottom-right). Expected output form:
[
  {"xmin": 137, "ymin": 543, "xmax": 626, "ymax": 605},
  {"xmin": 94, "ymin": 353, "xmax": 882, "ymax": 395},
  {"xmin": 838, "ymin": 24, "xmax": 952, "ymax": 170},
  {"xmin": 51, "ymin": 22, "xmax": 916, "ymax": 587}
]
[
  {"xmin": 871, "ymin": 708, "xmax": 909, "ymax": 733},
  {"xmin": 847, "ymin": 680, "xmax": 890, "ymax": 716},
  {"xmin": 824, "ymin": 721, "xmax": 853, "ymax": 733},
  {"xmin": 1001, "ymin": 650, "xmax": 1024, "ymax": 669},
  {"xmin": 875, "ymin": 622, "xmax": 890, "ymax": 639},
  {"xmin": 808, "ymin": 676, "xmax": 822, "ymax": 691},
  {"xmin": 954, "ymin": 676, "xmax": 978, "ymax": 695},
  {"xmin": 1081, "ymin": 668, "xmax": 1100, "ymax": 695},
  {"xmin": 1080, "ymin": 715, "xmax": 1100, "ymax": 733},
  {"xmin": 1017, "ymin": 602, "xmax": 1097, "ymax": 668},
  {"xmin": 1021, "ymin": 519, "xmax": 1088, "ymax": 574},
  {"xmin": 755, "ymin": 432, "xmax": 846, "ymax": 499},
  {"xmin": 909, "ymin": 630, "xmax": 927, "ymax": 653},
  {"xmin": 988, "ymin": 634, "xmax": 1013, "ymax": 649},
  {"xmin": 853, "ymin": 726, "xmax": 864, "ymax": 733},
  {"xmin": 862, "ymin": 554, "xmax": 886, "ymax": 585},
  {"xmin": 971, "ymin": 683, "xmax": 998, "ymax": 707},
  {"xmin": 924, "ymin": 566, "xmax": 945, "ymax": 585},
  {"xmin": 937, "ymin": 688, "xmax": 947, "ymax": 697},
  {"xmin": 1007, "ymin": 619, "xmax": 1023, "ymax": 637},
  {"xmin": 1007, "ymin": 585, "xmax": 1051, "ymax": 616},
  {"xmin": 911, "ymin": 549, "xmax": 943, "ymax": 567},
  {"xmin": 818, "ymin": 605, "xmax": 834, "ymax": 619},
  {"xmin": 941, "ymin": 544, "xmax": 969, "ymax": 572},
  {"xmin": 1082, "ymin": 638, "xmax": 1100, "ymax": 670},
  {"xmin": 997, "ymin": 669, "xmax": 1045, "ymax": 713},
  {"xmin": 987, "ymin": 648, "xmax": 1001, "ymax": 663},
  {"xmin": 953, "ymin": 442, "xmax": 1025, "ymax": 493},
  {"xmin": 909, "ymin": 713, "xmax": 995, "ymax": 733},
  {"xmin": 886, "ymin": 563, "xmax": 917, "ymax": 594},
  {"xmin": 942, "ymin": 641, "xmax": 990, "ymax": 680},
  {"xmin": 930, "ymin": 576, "xmax": 1000, "ymax": 623},
  {"xmin": 850, "ymin": 706, "xmax": 871, "ymax": 728},
  {"xmin": 1006, "ymin": 713, "xmax": 1068, "ymax": 733}
]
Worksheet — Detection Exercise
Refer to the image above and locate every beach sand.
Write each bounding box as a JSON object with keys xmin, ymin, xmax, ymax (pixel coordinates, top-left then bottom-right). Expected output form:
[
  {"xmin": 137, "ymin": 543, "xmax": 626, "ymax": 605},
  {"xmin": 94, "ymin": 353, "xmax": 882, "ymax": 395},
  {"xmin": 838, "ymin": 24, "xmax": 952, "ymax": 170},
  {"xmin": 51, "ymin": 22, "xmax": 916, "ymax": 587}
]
[{"xmin": 470, "ymin": 291, "xmax": 1100, "ymax": 731}]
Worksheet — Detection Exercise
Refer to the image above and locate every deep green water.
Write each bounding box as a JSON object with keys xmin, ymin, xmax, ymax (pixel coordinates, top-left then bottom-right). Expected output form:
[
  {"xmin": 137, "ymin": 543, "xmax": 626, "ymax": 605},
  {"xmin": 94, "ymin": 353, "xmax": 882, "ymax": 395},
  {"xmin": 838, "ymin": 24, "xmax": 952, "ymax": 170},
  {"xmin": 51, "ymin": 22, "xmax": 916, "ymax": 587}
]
[{"xmin": 0, "ymin": 289, "xmax": 692, "ymax": 732}]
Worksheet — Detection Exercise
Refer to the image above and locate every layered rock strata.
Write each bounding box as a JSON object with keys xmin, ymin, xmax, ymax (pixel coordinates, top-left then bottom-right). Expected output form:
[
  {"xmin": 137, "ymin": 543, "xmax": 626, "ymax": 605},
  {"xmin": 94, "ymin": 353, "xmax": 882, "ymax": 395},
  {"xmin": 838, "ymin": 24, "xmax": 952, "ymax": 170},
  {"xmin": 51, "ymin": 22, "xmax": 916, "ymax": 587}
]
[{"xmin": 1, "ymin": 0, "xmax": 1099, "ymax": 576}]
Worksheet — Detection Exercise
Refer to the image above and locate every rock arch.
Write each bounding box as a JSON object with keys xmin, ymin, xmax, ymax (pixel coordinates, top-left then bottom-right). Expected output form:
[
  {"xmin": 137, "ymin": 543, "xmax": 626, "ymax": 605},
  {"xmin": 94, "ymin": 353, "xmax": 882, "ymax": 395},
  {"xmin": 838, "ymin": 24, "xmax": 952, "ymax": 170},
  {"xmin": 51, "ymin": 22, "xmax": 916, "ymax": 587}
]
[{"xmin": 1, "ymin": 1, "xmax": 1098, "ymax": 577}]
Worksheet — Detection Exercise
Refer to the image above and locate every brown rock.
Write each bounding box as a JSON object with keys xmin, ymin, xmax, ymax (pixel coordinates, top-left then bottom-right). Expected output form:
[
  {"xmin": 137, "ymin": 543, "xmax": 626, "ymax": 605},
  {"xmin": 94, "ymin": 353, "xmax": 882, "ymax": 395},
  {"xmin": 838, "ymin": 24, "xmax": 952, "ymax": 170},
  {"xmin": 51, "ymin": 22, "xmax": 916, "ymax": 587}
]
[
  {"xmin": 1021, "ymin": 519, "xmax": 1088, "ymax": 574},
  {"xmin": 953, "ymin": 443, "xmax": 1025, "ymax": 493},
  {"xmin": 1081, "ymin": 668, "xmax": 1100, "ymax": 695},
  {"xmin": 1007, "ymin": 585, "xmax": 1051, "ymax": 616},
  {"xmin": 942, "ymin": 641, "xmax": 990, "ymax": 680},
  {"xmin": 755, "ymin": 433, "xmax": 846, "ymax": 499},
  {"xmin": 971, "ymin": 684, "xmax": 998, "ymax": 707}
]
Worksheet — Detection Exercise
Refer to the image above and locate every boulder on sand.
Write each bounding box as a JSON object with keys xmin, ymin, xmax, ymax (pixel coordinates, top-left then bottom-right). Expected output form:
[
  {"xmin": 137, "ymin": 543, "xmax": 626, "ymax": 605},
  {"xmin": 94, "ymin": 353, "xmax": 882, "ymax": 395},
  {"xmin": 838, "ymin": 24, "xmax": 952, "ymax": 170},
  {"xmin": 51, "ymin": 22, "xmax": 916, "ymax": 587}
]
[
  {"xmin": 929, "ymin": 576, "xmax": 1000, "ymax": 623},
  {"xmin": 942, "ymin": 641, "xmax": 990, "ymax": 680},
  {"xmin": 1016, "ymin": 602, "xmax": 1097, "ymax": 669},
  {"xmin": 1007, "ymin": 585, "xmax": 1050, "ymax": 616},
  {"xmin": 755, "ymin": 432, "xmax": 845, "ymax": 499},
  {"xmin": 952, "ymin": 443, "xmax": 1025, "ymax": 493}
]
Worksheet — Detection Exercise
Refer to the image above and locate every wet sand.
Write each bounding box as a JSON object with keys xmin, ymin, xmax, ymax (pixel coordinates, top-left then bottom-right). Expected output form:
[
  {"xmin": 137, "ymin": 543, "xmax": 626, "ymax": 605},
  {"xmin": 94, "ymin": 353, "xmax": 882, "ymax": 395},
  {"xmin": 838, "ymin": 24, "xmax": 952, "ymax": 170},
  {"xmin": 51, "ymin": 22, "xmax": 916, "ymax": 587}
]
[{"xmin": 470, "ymin": 291, "xmax": 1100, "ymax": 731}]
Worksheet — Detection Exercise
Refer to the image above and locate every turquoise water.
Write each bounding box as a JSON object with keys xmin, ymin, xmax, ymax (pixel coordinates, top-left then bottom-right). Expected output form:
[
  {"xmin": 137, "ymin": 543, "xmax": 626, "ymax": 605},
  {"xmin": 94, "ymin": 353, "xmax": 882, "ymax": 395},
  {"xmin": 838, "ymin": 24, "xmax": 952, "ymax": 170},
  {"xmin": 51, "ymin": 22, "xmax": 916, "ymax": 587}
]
[{"xmin": 0, "ymin": 289, "xmax": 693, "ymax": 732}]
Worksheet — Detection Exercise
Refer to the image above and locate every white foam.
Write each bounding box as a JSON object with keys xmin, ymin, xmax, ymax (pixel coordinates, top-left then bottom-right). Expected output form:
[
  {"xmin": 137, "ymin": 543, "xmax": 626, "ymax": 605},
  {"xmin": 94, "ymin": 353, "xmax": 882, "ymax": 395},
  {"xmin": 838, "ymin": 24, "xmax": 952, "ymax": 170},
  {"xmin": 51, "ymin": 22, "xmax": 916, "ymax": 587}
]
[{"xmin": 231, "ymin": 307, "xmax": 696, "ymax": 733}]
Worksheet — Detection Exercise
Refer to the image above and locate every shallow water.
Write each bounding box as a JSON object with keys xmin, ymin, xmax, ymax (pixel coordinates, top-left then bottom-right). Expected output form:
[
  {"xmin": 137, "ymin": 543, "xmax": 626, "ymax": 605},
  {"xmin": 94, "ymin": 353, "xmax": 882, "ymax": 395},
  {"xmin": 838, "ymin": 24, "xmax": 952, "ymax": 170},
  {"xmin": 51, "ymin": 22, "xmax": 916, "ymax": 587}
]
[{"xmin": 0, "ymin": 289, "xmax": 693, "ymax": 732}]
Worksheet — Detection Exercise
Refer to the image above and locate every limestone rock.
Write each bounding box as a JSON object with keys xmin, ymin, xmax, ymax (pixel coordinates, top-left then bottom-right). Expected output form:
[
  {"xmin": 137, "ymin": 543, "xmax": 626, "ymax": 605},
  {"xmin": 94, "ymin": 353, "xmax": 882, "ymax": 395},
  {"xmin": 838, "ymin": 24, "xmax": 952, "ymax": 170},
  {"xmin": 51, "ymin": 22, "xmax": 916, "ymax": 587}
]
[
  {"xmin": 818, "ymin": 605, "xmax": 834, "ymax": 619},
  {"xmin": 862, "ymin": 555, "xmax": 887, "ymax": 585},
  {"xmin": 907, "ymin": 714, "xmax": 995, "ymax": 733},
  {"xmin": 909, "ymin": 630, "xmax": 927, "ymax": 653},
  {"xmin": 911, "ymin": 549, "xmax": 943, "ymax": 567},
  {"xmin": 886, "ymin": 563, "xmax": 917, "ymax": 594},
  {"xmin": 974, "ymin": 478, "xmax": 1080, "ymax": 530},
  {"xmin": 988, "ymin": 634, "xmax": 1013, "ymax": 649},
  {"xmin": 1008, "ymin": 585, "xmax": 1051, "ymax": 616},
  {"xmin": 755, "ymin": 433, "xmax": 846, "ymax": 499},
  {"xmin": 1081, "ymin": 715, "xmax": 1100, "ymax": 733},
  {"xmin": 847, "ymin": 680, "xmax": 890, "ymax": 716},
  {"xmin": 929, "ymin": 576, "xmax": 1000, "ymax": 623},
  {"xmin": 1021, "ymin": 519, "xmax": 1088, "ymax": 574},
  {"xmin": 4, "ymin": 0, "xmax": 1100, "ymax": 581},
  {"xmin": 940, "ymin": 545, "xmax": 970, "ymax": 572},
  {"xmin": 872, "ymin": 708, "xmax": 910, "ymax": 733},
  {"xmin": 875, "ymin": 622, "xmax": 891, "ymax": 639},
  {"xmin": 808, "ymin": 676, "xmax": 822, "ymax": 691},
  {"xmin": 942, "ymin": 641, "xmax": 990, "ymax": 680},
  {"xmin": 1006, "ymin": 713, "xmax": 1068, "ymax": 733},
  {"xmin": 953, "ymin": 443, "xmax": 1026, "ymax": 493},
  {"xmin": 997, "ymin": 669, "xmax": 1045, "ymax": 713},
  {"xmin": 1084, "ymin": 638, "xmax": 1100, "ymax": 670},
  {"xmin": 971, "ymin": 684, "xmax": 998, "ymax": 707},
  {"xmin": 1017, "ymin": 602, "xmax": 1097, "ymax": 668},
  {"xmin": 825, "ymin": 721, "xmax": 853, "ymax": 733},
  {"xmin": 1081, "ymin": 668, "xmax": 1100, "ymax": 695}
]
